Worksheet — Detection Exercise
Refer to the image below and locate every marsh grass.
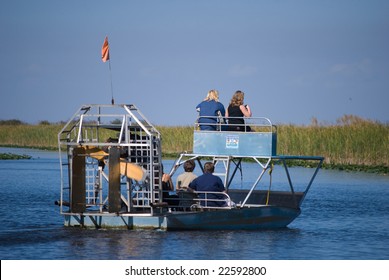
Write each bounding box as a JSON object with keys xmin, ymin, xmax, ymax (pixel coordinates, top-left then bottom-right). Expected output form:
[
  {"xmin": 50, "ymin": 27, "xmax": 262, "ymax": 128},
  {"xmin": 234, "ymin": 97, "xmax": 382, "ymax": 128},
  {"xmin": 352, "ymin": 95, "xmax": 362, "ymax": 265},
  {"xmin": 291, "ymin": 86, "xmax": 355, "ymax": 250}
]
[
  {"xmin": 278, "ymin": 116, "xmax": 389, "ymax": 167},
  {"xmin": 1, "ymin": 116, "xmax": 388, "ymax": 171},
  {"xmin": 156, "ymin": 125, "xmax": 193, "ymax": 154},
  {"xmin": 0, "ymin": 124, "xmax": 62, "ymax": 150}
]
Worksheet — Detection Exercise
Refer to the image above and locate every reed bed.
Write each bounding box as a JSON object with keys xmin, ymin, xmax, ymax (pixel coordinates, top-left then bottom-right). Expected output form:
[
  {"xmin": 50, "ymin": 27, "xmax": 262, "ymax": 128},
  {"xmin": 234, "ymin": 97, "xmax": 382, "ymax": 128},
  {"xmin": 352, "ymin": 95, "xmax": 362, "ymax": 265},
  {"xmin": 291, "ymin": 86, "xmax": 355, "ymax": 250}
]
[
  {"xmin": 277, "ymin": 116, "xmax": 389, "ymax": 168},
  {"xmin": 156, "ymin": 125, "xmax": 193, "ymax": 155},
  {"xmin": 0, "ymin": 124, "xmax": 62, "ymax": 150},
  {"xmin": 1, "ymin": 116, "xmax": 388, "ymax": 171}
]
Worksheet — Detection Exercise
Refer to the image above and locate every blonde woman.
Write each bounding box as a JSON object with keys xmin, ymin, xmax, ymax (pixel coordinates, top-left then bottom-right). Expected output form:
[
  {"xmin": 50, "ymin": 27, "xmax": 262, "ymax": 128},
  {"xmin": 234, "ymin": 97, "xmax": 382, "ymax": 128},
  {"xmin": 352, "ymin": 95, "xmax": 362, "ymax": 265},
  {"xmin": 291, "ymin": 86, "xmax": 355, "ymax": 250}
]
[
  {"xmin": 225, "ymin": 90, "xmax": 252, "ymax": 131},
  {"xmin": 196, "ymin": 89, "xmax": 225, "ymax": 130}
]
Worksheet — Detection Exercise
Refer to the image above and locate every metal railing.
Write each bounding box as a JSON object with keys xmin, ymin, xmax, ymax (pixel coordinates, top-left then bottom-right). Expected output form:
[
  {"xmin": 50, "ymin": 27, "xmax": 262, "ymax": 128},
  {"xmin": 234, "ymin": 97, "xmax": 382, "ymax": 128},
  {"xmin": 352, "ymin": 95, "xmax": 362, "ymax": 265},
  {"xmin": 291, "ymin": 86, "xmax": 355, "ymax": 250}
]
[
  {"xmin": 162, "ymin": 190, "xmax": 234, "ymax": 210},
  {"xmin": 195, "ymin": 115, "xmax": 276, "ymax": 133}
]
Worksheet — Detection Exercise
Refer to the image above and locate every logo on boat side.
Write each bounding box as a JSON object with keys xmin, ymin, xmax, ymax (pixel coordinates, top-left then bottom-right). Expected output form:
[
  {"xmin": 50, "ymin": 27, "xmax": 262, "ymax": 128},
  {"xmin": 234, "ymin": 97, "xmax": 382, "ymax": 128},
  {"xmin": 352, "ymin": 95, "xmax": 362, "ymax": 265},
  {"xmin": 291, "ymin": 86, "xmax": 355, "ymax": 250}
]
[{"xmin": 226, "ymin": 135, "xmax": 239, "ymax": 149}]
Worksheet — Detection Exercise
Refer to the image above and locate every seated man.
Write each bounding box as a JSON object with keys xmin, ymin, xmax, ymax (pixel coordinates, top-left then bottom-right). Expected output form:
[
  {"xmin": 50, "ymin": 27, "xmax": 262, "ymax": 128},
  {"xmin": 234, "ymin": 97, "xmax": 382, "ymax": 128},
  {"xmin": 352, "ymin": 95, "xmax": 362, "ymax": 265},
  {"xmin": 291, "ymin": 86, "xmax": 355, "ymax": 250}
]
[
  {"xmin": 176, "ymin": 159, "xmax": 197, "ymax": 191},
  {"xmin": 188, "ymin": 162, "xmax": 226, "ymax": 207}
]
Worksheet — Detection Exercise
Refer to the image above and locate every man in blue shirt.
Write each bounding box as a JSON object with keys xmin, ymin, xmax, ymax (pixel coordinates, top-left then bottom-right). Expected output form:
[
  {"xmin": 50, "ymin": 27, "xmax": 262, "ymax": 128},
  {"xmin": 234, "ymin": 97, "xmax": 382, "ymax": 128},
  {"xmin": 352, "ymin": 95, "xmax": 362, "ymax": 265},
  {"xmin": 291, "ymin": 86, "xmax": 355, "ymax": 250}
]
[{"xmin": 188, "ymin": 162, "xmax": 226, "ymax": 207}]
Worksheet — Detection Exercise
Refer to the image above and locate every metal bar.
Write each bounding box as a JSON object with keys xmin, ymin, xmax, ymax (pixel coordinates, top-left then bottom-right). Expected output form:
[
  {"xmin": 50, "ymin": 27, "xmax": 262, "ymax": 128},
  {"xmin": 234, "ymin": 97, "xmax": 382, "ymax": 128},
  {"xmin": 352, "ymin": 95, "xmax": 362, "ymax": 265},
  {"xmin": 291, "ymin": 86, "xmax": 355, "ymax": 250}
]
[
  {"xmin": 252, "ymin": 157, "xmax": 269, "ymax": 169},
  {"xmin": 226, "ymin": 158, "xmax": 242, "ymax": 190},
  {"xmin": 98, "ymin": 167, "xmax": 103, "ymax": 212},
  {"xmin": 76, "ymin": 114, "xmax": 84, "ymax": 144},
  {"xmin": 223, "ymin": 157, "xmax": 231, "ymax": 189},
  {"xmin": 125, "ymin": 104, "xmax": 160, "ymax": 136},
  {"xmin": 118, "ymin": 115, "xmax": 125, "ymax": 144},
  {"xmin": 169, "ymin": 154, "xmax": 185, "ymax": 176},
  {"xmin": 123, "ymin": 105, "xmax": 153, "ymax": 137},
  {"xmin": 240, "ymin": 158, "xmax": 271, "ymax": 207},
  {"xmin": 281, "ymin": 159, "xmax": 298, "ymax": 208},
  {"xmin": 58, "ymin": 105, "xmax": 90, "ymax": 137},
  {"xmin": 58, "ymin": 143, "xmax": 64, "ymax": 214},
  {"xmin": 212, "ymin": 156, "xmax": 230, "ymax": 187},
  {"xmin": 299, "ymin": 158, "xmax": 324, "ymax": 206}
]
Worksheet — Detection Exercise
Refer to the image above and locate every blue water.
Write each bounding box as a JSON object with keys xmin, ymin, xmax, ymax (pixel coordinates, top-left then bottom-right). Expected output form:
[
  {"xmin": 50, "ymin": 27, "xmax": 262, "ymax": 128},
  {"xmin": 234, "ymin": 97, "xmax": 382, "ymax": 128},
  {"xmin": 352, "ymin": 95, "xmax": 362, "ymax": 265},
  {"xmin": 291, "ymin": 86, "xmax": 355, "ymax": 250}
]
[{"xmin": 0, "ymin": 147, "xmax": 388, "ymax": 260}]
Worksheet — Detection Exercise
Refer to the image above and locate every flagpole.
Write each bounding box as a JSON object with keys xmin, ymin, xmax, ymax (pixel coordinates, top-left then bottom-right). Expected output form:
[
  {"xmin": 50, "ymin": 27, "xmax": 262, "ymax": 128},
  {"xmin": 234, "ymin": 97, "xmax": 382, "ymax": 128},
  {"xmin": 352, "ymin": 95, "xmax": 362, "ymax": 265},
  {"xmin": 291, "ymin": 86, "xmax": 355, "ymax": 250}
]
[
  {"xmin": 109, "ymin": 57, "xmax": 114, "ymax": 105},
  {"xmin": 101, "ymin": 36, "xmax": 114, "ymax": 105}
]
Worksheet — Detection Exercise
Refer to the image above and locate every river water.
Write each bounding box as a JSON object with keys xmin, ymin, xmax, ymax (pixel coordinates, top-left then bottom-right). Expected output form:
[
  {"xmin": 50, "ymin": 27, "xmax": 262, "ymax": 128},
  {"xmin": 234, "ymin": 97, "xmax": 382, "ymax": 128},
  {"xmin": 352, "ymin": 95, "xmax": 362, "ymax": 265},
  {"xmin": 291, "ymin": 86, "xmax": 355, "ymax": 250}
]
[{"xmin": 0, "ymin": 147, "xmax": 388, "ymax": 260}]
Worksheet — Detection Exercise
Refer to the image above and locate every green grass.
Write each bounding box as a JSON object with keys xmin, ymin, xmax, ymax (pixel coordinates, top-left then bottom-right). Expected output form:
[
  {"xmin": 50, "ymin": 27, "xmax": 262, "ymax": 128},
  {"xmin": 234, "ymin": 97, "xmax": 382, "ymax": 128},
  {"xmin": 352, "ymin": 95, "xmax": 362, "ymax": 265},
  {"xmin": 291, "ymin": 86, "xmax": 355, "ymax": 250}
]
[{"xmin": 1, "ymin": 115, "xmax": 388, "ymax": 173}]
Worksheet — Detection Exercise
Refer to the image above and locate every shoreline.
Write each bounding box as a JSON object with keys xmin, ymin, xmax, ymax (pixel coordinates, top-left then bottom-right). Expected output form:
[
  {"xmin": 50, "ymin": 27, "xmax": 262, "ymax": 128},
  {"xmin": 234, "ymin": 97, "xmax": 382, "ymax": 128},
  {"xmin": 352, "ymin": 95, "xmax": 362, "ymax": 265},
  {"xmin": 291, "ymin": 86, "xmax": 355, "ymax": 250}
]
[
  {"xmin": 1, "ymin": 146, "xmax": 387, "ymax": 175},
  {"xmin": 1, "ymin": 117, "xmax": 388, "ymax": 175}
]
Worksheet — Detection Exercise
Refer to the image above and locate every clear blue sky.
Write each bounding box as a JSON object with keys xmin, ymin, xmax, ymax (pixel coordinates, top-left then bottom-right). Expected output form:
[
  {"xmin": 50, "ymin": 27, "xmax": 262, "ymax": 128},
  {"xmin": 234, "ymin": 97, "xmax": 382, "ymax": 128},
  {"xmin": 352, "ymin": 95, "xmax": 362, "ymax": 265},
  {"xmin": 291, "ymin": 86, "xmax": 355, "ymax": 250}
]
[{"xmin": 1, "ymin": 0, "xmax": 388, "ymax": 125}]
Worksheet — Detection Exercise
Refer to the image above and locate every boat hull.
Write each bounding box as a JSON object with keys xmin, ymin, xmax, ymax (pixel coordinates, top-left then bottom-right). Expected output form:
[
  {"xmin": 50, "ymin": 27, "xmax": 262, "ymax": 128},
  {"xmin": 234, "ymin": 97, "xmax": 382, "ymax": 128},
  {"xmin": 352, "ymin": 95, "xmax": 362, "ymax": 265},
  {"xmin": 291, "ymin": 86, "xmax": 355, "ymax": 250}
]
[
  {"xmin": 165, "ymin": 206, "xmax": 301, "ymax": 230},
  {"xmin": 63, "ymin": 206, "xmax": 301, "ymax": 230}
]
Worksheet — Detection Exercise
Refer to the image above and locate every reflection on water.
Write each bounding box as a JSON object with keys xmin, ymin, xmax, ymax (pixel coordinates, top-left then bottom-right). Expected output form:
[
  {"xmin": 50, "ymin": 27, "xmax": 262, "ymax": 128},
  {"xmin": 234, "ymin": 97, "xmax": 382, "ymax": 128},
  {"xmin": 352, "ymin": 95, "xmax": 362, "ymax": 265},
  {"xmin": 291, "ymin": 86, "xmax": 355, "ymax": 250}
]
[{"xmin": 0, "ymin": 148, "xmax": 388, "ymax": 260}]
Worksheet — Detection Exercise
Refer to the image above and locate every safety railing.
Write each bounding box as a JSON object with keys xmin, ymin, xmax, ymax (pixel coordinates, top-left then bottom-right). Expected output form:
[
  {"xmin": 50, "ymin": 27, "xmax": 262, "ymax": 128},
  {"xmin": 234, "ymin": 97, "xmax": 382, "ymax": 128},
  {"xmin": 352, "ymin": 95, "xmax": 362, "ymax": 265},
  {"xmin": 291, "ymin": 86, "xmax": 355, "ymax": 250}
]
[
  {"xmin": 194, "ymin": 115, "xmax": 275, "ymax": 133},
  {"xmin": 162, "ymin": 190, "xmax": 235, "ymax": 210}
]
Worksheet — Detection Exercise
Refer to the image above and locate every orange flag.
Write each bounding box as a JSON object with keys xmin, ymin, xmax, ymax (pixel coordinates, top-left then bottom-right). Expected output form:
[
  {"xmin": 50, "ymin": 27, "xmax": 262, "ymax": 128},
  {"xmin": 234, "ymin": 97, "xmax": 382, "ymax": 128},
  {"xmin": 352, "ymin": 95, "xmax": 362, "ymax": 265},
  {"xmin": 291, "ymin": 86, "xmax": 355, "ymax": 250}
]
[{"xmin": 101, "ymin": 36, "xmax": 110, "ymax": 62}]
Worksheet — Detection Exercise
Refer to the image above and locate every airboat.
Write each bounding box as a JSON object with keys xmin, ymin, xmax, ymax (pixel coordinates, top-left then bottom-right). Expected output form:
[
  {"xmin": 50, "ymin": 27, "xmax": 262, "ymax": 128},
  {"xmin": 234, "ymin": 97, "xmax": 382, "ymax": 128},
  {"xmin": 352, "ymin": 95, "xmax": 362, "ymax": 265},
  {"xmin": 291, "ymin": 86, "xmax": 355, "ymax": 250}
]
[{"xmin": 57, "ymin": 104, "xmax": 323, "ymax": 230}]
